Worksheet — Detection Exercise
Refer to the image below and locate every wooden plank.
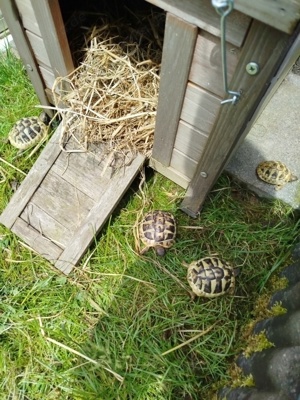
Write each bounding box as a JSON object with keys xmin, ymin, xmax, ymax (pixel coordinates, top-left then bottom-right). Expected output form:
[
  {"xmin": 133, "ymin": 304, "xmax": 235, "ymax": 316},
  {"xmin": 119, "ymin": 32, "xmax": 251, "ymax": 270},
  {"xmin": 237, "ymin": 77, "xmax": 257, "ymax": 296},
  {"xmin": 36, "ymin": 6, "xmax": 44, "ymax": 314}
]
[
  {"xmin": 26, "ymin": 30, "xmax": 51, "ymax": 67},
  {"xmin": 170, "ymin": 148, "xmax": 198, "ymax": 180},
  {"xmin": 15, "ymin": 0, "xmax": 40, "ymax": 36},
  {"xmin": 30, "ymin": 0, "xmax": 74, "ymax": 78},
  {"xmin": 181, "ymin": 83, "xmax": 221, "ymax": 132},
  {"xmin": 152, "ymin": 13, "xmax": 197, "ymax": 167},
  {"xmin": 39, "ymin": 65, "xmax": 56, "ymax": 90},
  {"xmin": 0, "ymin": 125, "xmax": 62, "ymax": 229},
  {"xmin": 227, "ymin": 26, "xmax": 300, "ymax": 162},
  {"xmin": 0, "ymin": 0, "xmax": 49, "ymax": 107},
  {"xmin": 180, "ymin": 21, "xmax": 291, "ymax": 217},
  {"xmin": 174, "ymin": 120, "xmax": 208, "ymax": 162},
  {"xmin": 146, "ymin": 0, "xmax": 251, "ymax": 47},
  {"xmin": 20, "ymin": 202, "xmax": 71, "ymax": 248},
  {"xmin": 246, "ymin": 28, "xmax": 300, "ymax": 126},
  {"xmin": 55, "ymin": 153, "xmax": 146, "ymax": 274},
  {"xmin": 149, "ymin": 158, "xmax": 190, "ymax": 189},
  {"xmin": 31, "ymin": 170, "xmax": 95, "ymax": 232},
  {"xmin": 234, "ymin": 0, "xmax": 300, "ymax": 34},
  {"xmin": 189, "ymin": 31, "xmax": 241, "ymax": 97},
  {"xmin": 51, "ymin": 150, "xmax": 112, "ymax": 201},
  {"xmin": 12, "ymin": 217, "xmax": 63, "ymax": 262}
]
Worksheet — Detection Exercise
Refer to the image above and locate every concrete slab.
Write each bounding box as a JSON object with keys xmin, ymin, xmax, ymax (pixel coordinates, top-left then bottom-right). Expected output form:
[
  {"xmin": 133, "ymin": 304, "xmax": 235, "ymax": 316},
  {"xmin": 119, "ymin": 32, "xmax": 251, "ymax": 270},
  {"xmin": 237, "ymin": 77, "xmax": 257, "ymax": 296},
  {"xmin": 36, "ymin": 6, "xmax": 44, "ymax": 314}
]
[{"xmin": 226, "ymin": 70, "xmax": 300, "ymax": 209}]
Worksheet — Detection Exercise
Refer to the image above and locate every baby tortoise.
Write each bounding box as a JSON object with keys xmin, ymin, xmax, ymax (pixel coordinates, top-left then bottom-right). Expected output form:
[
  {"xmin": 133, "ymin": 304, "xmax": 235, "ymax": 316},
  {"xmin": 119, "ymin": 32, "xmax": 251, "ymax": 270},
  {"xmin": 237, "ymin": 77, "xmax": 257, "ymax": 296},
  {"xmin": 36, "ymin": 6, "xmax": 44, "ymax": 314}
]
[
  {"xmin": 139, "ymin": 210, "xmax": 176, "ymax": 256},
  {"xmin": 256, "ymin": 160, "xmax": 298, "ymax": 190},
  {"xmin": 183, "ymin": 257, "xmax": 237, "ymax": 299},
  {"xmin": 8, "ymin": 112, "xmax": 50, "ymax": 150}
]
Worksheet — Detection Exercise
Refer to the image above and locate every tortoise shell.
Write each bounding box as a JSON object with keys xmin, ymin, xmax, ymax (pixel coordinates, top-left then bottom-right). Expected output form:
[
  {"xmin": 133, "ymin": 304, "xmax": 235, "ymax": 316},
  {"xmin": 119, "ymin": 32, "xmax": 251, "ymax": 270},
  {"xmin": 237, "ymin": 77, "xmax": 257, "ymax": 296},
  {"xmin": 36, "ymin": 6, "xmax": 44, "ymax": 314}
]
[
  {"xmin": 8, "ymin": 112, "xmax": 49, "ymax": 150},
  {"xmin": 256, "ymin": 161, "xmax": 298, "ymax": 190},
  {"xmin": 185, "ymin": 257, "xmax": 236, "ymax": 298},
  {"xmin": 139, "ymin": 210, "xmax": 176, "ymax": 256}
]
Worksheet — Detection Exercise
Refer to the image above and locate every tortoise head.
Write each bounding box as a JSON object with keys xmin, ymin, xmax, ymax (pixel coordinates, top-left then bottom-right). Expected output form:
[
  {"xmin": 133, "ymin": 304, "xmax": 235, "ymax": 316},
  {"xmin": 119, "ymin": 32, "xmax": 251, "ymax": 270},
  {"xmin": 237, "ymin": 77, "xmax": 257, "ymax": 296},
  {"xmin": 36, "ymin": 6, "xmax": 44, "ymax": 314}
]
[
  {"xmin": 289, "ymin": 173, "xmax": 298, "ymax": 182},
  {"xmin": 155, "ymin": 246, "xmax": 166, "ymax": 256},
  {"xmin": 39, "ymin": 111, "xmax": 51, "ymax": 125}
]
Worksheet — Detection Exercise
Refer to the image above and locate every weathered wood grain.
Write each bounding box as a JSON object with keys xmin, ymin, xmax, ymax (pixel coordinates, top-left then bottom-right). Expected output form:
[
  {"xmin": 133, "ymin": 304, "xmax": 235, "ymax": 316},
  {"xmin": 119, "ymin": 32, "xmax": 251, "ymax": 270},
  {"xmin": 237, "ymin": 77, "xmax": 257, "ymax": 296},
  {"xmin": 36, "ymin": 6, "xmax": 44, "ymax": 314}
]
[
  {"xmin": 12, "ymin": 217, "xmax": 63, "ymax": 263},
  {"xmin": 149, "ymin": 159, "xmax": 190, "ymax": 189},
  {"xmin": 234, "ymin": 0, "xmax": 300, "ymax": 34},
  {"xmin": 26, "ymin": 30, "xmax": 51, "ymax": 67},
  {"xmin": 0, "ymin": 125, "xmax": 62, "ymax": 229},
  {"xmin": 180, "ymin": 21, "xmax": 290, "ymax": 217},
  {"xmin": 180, "ymin": 83, "xmax": 221, "ymax": 133},
  {"xmin": 170, "ymin": 148, "xmax": 198, "ymax": 180},
  {"xmin": 15, "ymin": 0, "xmax": 40, "ymax": 36},
  {"xmin": 151, "ymin": 13, "xmax": 198, "ymax": 167},
  {"xmin": 20, "ymin": 202, "xmax": 71, "ymax": 248},
  {"xmin": 146, "ymin": 0, "xmax": 251, "ymax": 47},
  {"xmin": 0, "ymin": 0, "xmax": 49, "ymax": 107},
  {"xmin": 189, "ymin": 31, "xmax": 241, "ymax": 97},
  {"xmin": 51, "ymin": 150, "xmax": 111, "ymax": 201},
  {"xmin": 30, "ymin": 0, "xmax": 74, "ymax": 78},
  {"xmin": 174, "ymin": 121, "xmax": 208, "ymax": 162},
  {"xmin": 55, "ymin": 153, "xmax": 145, "ymax": 274},
  {"xmin": 39, "ymin": 65, "xmax": 56, "ymax": 90},
  {"xmin": 31, "ymin": 170, "xmax": 95, "ymax": 232}
]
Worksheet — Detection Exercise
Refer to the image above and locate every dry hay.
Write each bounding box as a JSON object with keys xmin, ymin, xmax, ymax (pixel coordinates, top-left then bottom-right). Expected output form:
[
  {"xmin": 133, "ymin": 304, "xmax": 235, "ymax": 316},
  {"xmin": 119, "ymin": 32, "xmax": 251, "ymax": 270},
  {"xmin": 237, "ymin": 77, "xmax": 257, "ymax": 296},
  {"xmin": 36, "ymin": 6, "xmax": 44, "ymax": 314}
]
[{"xmin": 52, "ymin": 12, "xmax": 164, "ymax": 167}]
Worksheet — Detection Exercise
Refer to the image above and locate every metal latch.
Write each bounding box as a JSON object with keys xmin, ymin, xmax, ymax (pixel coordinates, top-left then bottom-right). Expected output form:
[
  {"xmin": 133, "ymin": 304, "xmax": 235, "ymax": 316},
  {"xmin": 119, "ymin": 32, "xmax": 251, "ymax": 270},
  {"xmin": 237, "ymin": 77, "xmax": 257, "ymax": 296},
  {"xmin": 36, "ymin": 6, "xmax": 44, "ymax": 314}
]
[{"xmin": 212, "ymin": 0, "xmax": 240, "ymax": 105}]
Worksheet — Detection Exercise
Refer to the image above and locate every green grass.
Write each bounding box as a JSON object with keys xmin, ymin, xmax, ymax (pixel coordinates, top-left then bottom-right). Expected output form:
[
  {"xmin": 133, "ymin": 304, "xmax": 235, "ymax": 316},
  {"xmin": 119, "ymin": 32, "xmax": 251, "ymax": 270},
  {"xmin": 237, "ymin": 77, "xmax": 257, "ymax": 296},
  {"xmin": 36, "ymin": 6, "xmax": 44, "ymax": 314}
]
[{"xmin": 0, "ymin": 51, "xmax": 299, "ymax": 400}]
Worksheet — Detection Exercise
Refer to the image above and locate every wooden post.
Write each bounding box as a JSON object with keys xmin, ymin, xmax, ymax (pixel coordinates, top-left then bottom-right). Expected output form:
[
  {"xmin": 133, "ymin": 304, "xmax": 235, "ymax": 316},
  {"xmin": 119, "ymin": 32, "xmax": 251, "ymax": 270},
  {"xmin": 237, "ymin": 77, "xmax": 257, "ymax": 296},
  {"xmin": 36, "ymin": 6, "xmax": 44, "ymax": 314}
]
[
  {"xmin": 0, "ymin": 0, "xmax": 50, "ymax": 107},
  {"xmin": 151, "ymin": 13, "xmax": 197, "ymax": 166},
  {"xmin": 180, "ymin": 20, "xmax": 291, "ymax": 217},
  {"xmin": 30, "ymin": 0, "xmax": 74, "ymax": 78}
]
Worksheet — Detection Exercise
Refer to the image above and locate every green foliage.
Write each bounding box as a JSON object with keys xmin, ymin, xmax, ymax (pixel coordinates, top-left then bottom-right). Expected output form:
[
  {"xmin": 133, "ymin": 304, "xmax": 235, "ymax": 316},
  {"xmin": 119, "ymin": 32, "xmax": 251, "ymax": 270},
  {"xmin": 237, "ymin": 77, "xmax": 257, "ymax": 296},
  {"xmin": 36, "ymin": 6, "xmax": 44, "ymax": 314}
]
[{"xmin": 0, "ymin": 52, "xmax": 299, "ymax": 400}]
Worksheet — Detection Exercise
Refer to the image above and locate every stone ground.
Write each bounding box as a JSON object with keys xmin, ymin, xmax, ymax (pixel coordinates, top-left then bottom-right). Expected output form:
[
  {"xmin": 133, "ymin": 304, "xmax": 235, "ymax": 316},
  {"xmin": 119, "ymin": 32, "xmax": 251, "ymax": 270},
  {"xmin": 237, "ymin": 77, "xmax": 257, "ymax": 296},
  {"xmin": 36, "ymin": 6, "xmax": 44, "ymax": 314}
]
[{"xmin": 226, "ymin": 66, "xmax": 300, "ymax": 210}]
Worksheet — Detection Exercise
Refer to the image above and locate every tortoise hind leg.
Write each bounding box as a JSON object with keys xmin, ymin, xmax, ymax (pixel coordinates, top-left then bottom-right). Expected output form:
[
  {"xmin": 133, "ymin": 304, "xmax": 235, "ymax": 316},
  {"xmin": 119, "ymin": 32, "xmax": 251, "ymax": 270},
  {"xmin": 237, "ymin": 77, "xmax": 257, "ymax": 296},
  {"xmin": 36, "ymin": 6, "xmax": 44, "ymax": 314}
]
[{"xmin": 139, "ymin": 246, "xmax": 150, "ymax": 255}]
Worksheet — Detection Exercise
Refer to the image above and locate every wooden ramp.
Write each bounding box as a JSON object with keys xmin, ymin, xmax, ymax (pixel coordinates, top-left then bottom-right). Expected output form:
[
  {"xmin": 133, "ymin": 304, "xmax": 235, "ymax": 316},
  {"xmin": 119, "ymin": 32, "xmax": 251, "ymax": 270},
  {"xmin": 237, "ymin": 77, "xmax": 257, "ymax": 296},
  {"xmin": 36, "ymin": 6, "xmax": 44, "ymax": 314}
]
[{"xmin": 0, "ymin": 125, "xmax": 145, "ymax": 274}]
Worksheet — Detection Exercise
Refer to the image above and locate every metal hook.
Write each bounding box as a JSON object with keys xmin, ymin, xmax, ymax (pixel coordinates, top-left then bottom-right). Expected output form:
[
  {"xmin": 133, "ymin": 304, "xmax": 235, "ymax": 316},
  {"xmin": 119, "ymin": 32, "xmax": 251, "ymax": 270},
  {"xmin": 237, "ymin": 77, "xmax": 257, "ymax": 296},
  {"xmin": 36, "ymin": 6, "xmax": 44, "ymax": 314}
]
[{"xmin": 212, "ymin": 0, "xmax": 240, "ymax": 105}]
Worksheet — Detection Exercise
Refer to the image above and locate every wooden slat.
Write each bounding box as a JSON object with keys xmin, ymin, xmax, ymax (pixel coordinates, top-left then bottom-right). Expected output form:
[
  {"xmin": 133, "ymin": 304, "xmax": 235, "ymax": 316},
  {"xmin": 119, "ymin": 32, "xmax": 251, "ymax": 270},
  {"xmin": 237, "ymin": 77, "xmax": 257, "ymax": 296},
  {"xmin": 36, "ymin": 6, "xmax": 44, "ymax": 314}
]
[
  {"xmin": 234, "ymin": 0, "xmax": 300, "ymax": 34},
  {"xmin": 149, "ymin": 158, "xmax": 190, "ymax": 189},
  {"xmin": 26, "ymin": 30, "xmax": 51, "ymax": 67},
  {"xmin": 174, "ymin": 121, "xmax": 208, "ymax": 162},
  {"xmin": 39, "ymin": 65, "xmax": 56, "ymax": 90},
  {"xmin": 30, "ymin": 0, "xmax": 74, "ymax": 77},
  {"xmin": 146, "ymin": 0, "xmax": 251, "ymax": 47},
  {"xmin": 180, "ymin": 21, "xmax": 290, "ymax": 217},
  {"xmin": 31, "ymin": 170, "xmax": 95, "ymax": 232},
  {"xmin": 55, "ymin": 153, "xmax": 145, "ymax": 274},
  {"xmin": 189, "ymin": 31, "xmax": 241, "ymax": 97},
  {"xmin": 152, "ymin": 13, "xmax": 198, "ymax": 167},
  {"xmin": 0, "ymin": 125, "xmax": 62, "ymax": 229},
  {"xmin": 15, "ymin": 0, "xmax": 40, "ymax": 36},
  {"xmin": 51, "ymin": 150, "xmax": 111, "ymax": 201},
  {"xmin": 0, "ymin": 0, "xmax": 49, "ymax": 107},
  {"xmin": 20, "ymin": 202, "xmax": 71, "ymax": 248},
  {"xmin": 12, "ymin": 217, "xmax": 63, "ymax": 262},
  {"xmin": 181, "ymin": 83, "xmax": 221, "ymax": 132},
  {"xmin": 170, "ymin": 148, "xmax": 198, "ymax": 180}
]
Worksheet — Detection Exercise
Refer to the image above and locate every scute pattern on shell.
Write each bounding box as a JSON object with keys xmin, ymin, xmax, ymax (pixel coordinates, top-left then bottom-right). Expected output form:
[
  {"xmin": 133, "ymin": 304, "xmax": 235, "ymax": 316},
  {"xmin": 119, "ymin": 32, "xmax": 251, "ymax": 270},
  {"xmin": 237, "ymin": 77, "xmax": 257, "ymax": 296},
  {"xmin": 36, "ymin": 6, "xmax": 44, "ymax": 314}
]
[
  {"xmin": 8, "ymin": 116, "xmax": 48, "ymax": 150},
  {"xmin": 139, "ymin": 210, "xmax": 176, "ymax": 254},
  {"xmin": 187, "ymin": 257, "xmax": 235, "ymax": 298},
  {"xmin": 256, "ymin": 160, "xmax": 298, "ymax": 190}
]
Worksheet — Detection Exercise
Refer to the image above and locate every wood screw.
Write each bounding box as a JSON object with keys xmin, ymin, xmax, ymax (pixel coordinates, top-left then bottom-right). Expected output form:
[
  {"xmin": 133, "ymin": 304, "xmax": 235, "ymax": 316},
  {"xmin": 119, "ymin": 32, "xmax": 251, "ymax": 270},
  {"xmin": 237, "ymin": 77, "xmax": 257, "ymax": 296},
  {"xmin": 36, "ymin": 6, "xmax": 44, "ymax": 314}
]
[
  {"xmin": 246, "ymin": 62, "xmax": 260, "ymax": 75},
  {"xmin": 200, "ymin": 171, "xmax": 208, "ymax": 178}
]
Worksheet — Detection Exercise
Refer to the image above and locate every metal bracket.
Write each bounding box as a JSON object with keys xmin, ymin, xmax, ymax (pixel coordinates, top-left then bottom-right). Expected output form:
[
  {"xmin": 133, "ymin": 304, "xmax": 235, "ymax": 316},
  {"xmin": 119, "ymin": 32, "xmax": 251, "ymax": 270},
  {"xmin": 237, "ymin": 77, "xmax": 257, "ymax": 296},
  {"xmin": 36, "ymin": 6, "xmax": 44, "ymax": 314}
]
[{"xmin": 212, "ymin": 0, "xmax": 240, "ymax": 105}]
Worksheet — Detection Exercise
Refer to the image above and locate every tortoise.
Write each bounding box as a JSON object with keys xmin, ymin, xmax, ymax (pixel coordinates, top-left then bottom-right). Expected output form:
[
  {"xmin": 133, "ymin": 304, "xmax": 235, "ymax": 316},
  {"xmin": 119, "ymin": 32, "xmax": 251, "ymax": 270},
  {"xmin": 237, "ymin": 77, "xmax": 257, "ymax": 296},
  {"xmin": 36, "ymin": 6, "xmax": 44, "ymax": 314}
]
[
  {"xmin": 139, "ymin": 210, "xmax": 176, "ymax": 256},
  {"xmin": 8, "ymin": 112, "xmax": 50, "ymax": 150},
  {"xmin": 256, "ymin": 160, "xmax": 298, "ymax": 190},
  {"xmin": 183, "ymin": 256, "xmax": 237, "ymax": 298}
]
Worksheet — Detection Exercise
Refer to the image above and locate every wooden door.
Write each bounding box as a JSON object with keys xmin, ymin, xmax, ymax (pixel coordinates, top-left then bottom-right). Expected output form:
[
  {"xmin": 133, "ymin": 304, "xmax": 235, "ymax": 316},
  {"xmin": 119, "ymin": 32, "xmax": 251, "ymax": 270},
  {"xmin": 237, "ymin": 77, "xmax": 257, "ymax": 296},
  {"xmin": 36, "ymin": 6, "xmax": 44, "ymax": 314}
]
[{"xmin": 147, "ymin": 0, "xmax": 300, "ymax": 217}]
